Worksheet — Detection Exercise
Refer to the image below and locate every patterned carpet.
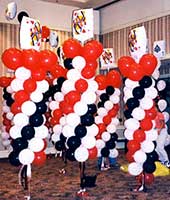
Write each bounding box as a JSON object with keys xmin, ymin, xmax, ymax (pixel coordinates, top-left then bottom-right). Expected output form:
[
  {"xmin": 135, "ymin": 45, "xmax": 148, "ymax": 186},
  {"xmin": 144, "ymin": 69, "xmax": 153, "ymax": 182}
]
[{"xmin": 0, "ymin": 150, "xmax": 170, "ymax": 200}]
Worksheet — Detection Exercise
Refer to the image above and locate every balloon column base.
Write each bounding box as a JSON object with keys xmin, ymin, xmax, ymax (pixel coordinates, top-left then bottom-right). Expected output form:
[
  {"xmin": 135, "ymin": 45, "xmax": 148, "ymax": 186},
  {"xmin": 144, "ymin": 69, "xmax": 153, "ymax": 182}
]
[
  {"xmin": 24, "ymin": 195, "xmax": 31, "ymax": 200},
  {"xmin": 130, "ymin": 184, "xmax": 147, "ymax": 193}
]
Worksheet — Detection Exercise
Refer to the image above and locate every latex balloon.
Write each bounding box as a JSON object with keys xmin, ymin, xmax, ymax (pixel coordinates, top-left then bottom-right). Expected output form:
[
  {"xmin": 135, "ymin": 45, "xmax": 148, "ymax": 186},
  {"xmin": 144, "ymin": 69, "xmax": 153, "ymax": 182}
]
[
  {"xmin": 49, "ymin": 30, "xmax": 58, "ymax": 48},
  {"xmin": 19, "ymin": 148, "xmax": 34, "ymax": 165},
  {"xmin": 118, "ymin": 56, "xmax": 135, "ymax": 77},
  {"xmin": 5, "ymin": 2, "xmax": 17, "ymax": 20},
  {"xmin": 8, "ymin": 151, "xmax": 21, "ymax": 166},
  {"xmin": 33, "ymin": 151, "xmax": 46, "ymax": 166}
]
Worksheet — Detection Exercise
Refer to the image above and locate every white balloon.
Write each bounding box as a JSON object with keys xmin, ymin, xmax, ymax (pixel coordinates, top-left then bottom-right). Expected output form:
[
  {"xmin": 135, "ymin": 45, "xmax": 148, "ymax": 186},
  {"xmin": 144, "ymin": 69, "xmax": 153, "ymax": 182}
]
[
  {"xmin": 124, "ymin": 129, "xmax": 134, "ymax": 140},
  {"xmin": 109, "ymin": 95, "xmax": 120, "ymax": 104},
  {"xmin": 163, "ymin": 111, "xmax": 169, "ymax": 123},
  {"xmin": 2, "ymin": 105, "xmax": 10, "ymax": 113},
  {"xmin": 30, "ymin": 91, "xmax": 43, "ymax": 103},
  {"xmin": 15, "ymin": 67, "xmax": 31, "ymax": 80},
  {"xmin": 104, "ymin": 100, "xmax": 113, "ymax": 110},
  {"xmin": 114, "ymin": 88, "xmax": 121, "ymax": 96},
  {"xmin": 9, "ymin": 125, "xmax": 22, "ymax": 139},
  {"xmin": 11, "ymin": 78, "xmax": 24, "ymax": 92},
  {"xmin": 132, "ymin": 107, "xmax": 145, "ymax": 120},
  {"xmin": 74, "ymin": 146, "xmax": 89, "ymax": 162},
  {"xmin": 66, "ymin": 113, "xmax": 80, "ymax": 127},
  {"xmin": 61, "ymin": 80, "xmax": 75, "ymax": 94},
  {"xmin": 106, "ymin": 124, "xmax": 116, "ymax": 133},
  {"xmin": 124, "ymin": 118, "xmax": 140, "ymax": 130},
  {"xmin": 141, "ymin": 141, "xmax": 155, "ymax": 153},
  {"xmin": 49, "ymin": 30, "xmax": 58, "ymax": 47},
  {"xmin": 29, "ymin": 138, "xmax": 44, "ymax": 152},
  {"xmin": 19, "ymin": 149, "xmax": 35, "ymax": 165},
  {"xmin": 67, "ymin": 68, "xmax": 81, "ymax": 81},
  {"xmin": 87, "ymin": 80, "xmax": 98, "ymax": 92},
  {"xmin": 2, "ymin": 139, "xmax": 11, "ymax": 147},
  {"xmin": 81, "ymin": 91, "xmax": 96, "ymax": 104},
  {"xmin": 95, "ymin": 116, "xmax": 103, "ymax": 124},
  {"xmin": 21, "ymin": 101, "xmax": 36, "ymax": 116},
  {"xmin": 109, "ymin": 149, "xmax": 119, "ymax": 158},
  {"xmin": 59, "ymin": 116, "xmax": 66, "ymax": 126},
  {"xmin": 34, "ymin": 125, "xmax": 48, "ymax": 139},
  {"xmin": 13, "ymin": 113, "xmax": 29, "ymax": 126},
  {"xmin": 128, "ymin": 162, "xmax": 143, "ymax": 176},
  {"xmin": 53, "ymin": 124, "xmax": 62, "ymax": 134},
  {"xmin": 145, "ymin": 129, "xmax": 158, "ymax": 141},
  {"xmin": 140, "ymin": 97, "xmax": 153, "ymax": 110},
  {"xmin": 74, "ymin": 101, "xmax": 88, "ymax": 116},
  {"xmin": 51, "ymin": 133, "xmax": 60, "ymax": 142},
  {"xmin": 145, "ymin": 87, "xmax": 158, "ymax": 99},
  {"xmin": 36, "ymin": 80, "xmax": 49, "ymax": 93},
  {"xmin": 49, "ymin": 101, "xmax": 59, "ymax": 110},
  {"xmin": 82, "ymin": 136, "xmax": 96, "ymax": 149},
  {"xmin": 152, "ymin": 69, "xmax": 160, "ymax": 80},
  {"xmin": 97, "ymin": 107, "xmax": 107, "ymax": 117},
  {"xmin": 1, "ymin": 132, "xmax": 10, "ymax": 139},
  {"xmin": 111, "ymin": 118, "xmax": 120, "ymax": 126},
  {"xmin": 158, "ymin": 99, "xmax": 167, "ymax": 112},
  {"xmin": 62, "ymin": 125, "xmax": 75, "ymax": 137},
  {"xmin": 125, "ymin": 79, "xmax": 139, "ymax": 89},
  {"xmin": 157, "ymin": 80, "xmax": 166, "ymax": 91},
  {"xmin": 96, "ymin": 139, "xmax": 105, "ymax": 149},
  {"xmin": 72, "ymin": 56, "xmax": 86, "ymax": 71},
  {"xmin": 54, "ymin": 92, "xmax": 64, "ymax": 102},
  {"xmin": 6, "ymin": 112, "xmax": 14, "ymax": 120},
  {"xmin": 6, "ymin": 86, "xmax": 13, "ymax": 93},
  {"xmin": 133, "ymin": 150, "xmax": 147, "ymax": 164},
  {"xmin": 101, "ymin": 131, "xmax": 111, "ymax": 142},
  {"xmin": 86, "ymin": 124, "xmax": 99, "ymax": 137}
]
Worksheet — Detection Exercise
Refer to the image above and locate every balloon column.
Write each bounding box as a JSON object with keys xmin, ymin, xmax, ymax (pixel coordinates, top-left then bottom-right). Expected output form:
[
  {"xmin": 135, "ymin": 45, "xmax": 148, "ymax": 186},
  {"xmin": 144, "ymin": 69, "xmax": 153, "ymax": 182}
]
[
  {"xmin": 118, "ymin": 54, "xmax": 159, "ymax": 191},
  {"xmin": 94, "ymin": 71, "xmax": 121, "ymax": 164},
  {"xmin": 0, "ymin": 48, "xmax": 59, "ymax": 187}
]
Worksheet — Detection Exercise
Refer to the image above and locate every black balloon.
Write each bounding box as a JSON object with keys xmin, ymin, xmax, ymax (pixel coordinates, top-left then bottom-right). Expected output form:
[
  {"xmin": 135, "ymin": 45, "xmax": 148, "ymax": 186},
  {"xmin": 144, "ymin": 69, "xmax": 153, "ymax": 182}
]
[
  {"xmin": 126, "ymin": 98, "xmax": 140, "ymax": 110},
  {"xmin": 35, "ymin": 101, "xmax": 47, "ymax": 114},
  {"xmin": 55, "ymin": 140, "xmax": 65, "ymax": 151},
  {"xmin": 67, "ymin": 136, "xmax": 81, "ymax": 150},
  {"xmin": 75, "ymin": 125, "xmax": 87, "ymax": 138},
  {"xmin": 87, "ymin": 104, "xmax": 97, "ymax": 115},
  {"xmin": 97, "ymin": 101, "xmax": 104, "ymax": 108},
  {"xmin": 17, "ymin": 11, "xmax": 29, "ymax": 23},
  {"xmin": 57, "ymin": 77, "xmax": 66, "ymax": 87},
  {"xmin": 106, "ymin": 86, "xmax": 115, "ymax": 95},
  {"xmin": 60, "ymin": 134, "xmax": 67, "ymax": 143},
  {"xmin": 29, "ymin": 113, "xmax": 44, "ymax": 127},
  {"xmin": 110, "ymin": 132, "xmax": 118, "ymax": 141},
  {"xmin": 101, "ymin": 147, "xmax": 110, "ymax": 157},
  {"xmin": 139, "ymin": 76, "xmax": 152, "ymax": 88},
  {"xmin": 11, "ymin": 138, "xmax": 28, "ymax": 153},
  {"xmin": 81, "ymin": 114, "xmax": 94, "ymax": 126},
  {"xmin": 143, "ymin": 161, "xmax": 156, "ymax": 173},
  {"xmin": 6, "ymin": 97, "xmax": 14, "ymax": 107},
  {"xmin": 66, "ymin": 149, "xmax": 76, "ymax": 161},
  {"xmin": 64, "ymin": 58, "xmax": 73, "ymax": 70},
  {"xmin": 100, "ymin": 93, "xmax": 109, "ymax": 102},
  {"xmin": 124, "ymin": 109, "xmax": 132, "ymax": 119},
  {"xmin": 132, "ymin": 86, "xmax": 145, "ymax": 99},
  {"xmin": 106, "ymin": 139, "xmax": 116, "ymax": 149},
  {"xmin": 21, "ymin": 125, "xmax": 35, "ymax": 140},
  {"xmin": 8, "ymin": 151, "xmax": 21, "ymax": 166},
  {"xmin": 146, "ymin": 151, "xmax": 159, "ymax": 162}
]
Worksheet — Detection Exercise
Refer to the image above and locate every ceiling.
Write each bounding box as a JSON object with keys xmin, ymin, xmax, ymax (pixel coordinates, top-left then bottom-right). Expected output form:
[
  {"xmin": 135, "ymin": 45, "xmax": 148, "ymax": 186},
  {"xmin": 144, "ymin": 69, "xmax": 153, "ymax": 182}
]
[{"xmin": 40, "ymin": 0, "xmax": 121, "ymax": 10}]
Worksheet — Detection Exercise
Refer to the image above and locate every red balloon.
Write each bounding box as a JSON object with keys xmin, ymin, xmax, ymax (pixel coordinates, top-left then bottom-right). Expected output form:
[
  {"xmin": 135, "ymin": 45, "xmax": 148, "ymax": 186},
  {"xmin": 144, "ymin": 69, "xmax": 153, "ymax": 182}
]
[
  {"xmin": 137, "ymin": 173, "xmax": 154, "ymax": 185},
  {"xmin": 50, "ymin": 117, "xmax": 59, "ymax": 126},
  {"xmin": 75, "ymin": 79, "xmax": 88, "ymax": 93},
  {"xmin": 85, "ymin": 60, "xmax": 98, "ymax": 70},
  {"xmin": 118, "ymin": 56, "xmax": 135, "ymax": 77},
  {"xmin": 52, "ymin": 108, "xmax": 62, "ymax": 120},
  {"xmin": 59, "ymin": 101, "xmax": 74, "ymax": 114},
  {"xmin": 33, "ymin": 151, "xmax": 47, "ymax": 166},
  {"xmin": 23, "ymin": 78, "xmax": 37, "ymax": 93},
  {"xmin": 63, "ymin": 38, "xmax": 82, "ymax": 58},
  {"xmin": 82, "ymin": 42, "xmax": 98, "ymax": 61},
  {"xmin": 103, "ymin": 115, "xmax": 112, "ymax": 125},
  {"xmin": 145, "ymin": 106, "xmax": 157, "ymax": 120},
  {"xmin": 41, "ymin": 26, "xmax": 50, "ymax": 39},
  {"xmin": 108, "ymin": 108, "xmax": 117, "ymax": 118},
  {"xmin": 2, "ymin": 48, "xmax": 23, "ymax": 70},
  {"xmin": 40, "ymin": 50, "xmax": 58, "ymax": 70},
  {"xmin": 95, "ymin": 74, "xmax": 106, "ymax": 90},
  {"xmin": 0, "ymin": 76, "xmax": 13, "ymax": 87},
  {"xmin": 81, "ymin": 66, "xmax": 96, "ymax": 79},
  {"xmin": 97, "ymin": 123, "xmax": 106, "ymax": 135},
  {"xmin": 64, "ymin": 90, "xmax": 81, "ymax": 105},
  {"xmin": 31, "ymin": 68, "xmax": 46, "ymax": 81},
  {"xmin": 128, "ymin": 63, "xmax": 144, "ymax": 81},
  {"xmin": 127, "ymin": 140, "xmax": 140, "ymax": 152},
  {"xmin": 11, "ymin": 102, "xmax": 22, "ymax": 114},
  {"xmin": 139, "ymin": 54, "xmax": 157, "ymax": 76},
  {"xmin": 140, "ymin": 118, "xmax": 153, "ymax": 131},
  {"xmin": 5, "ymin": 124, "xmax": 12, "ymax": 132},
  {"xmin": 88, "ymin": 146, "xmax": 98, "ymax": 159},
  {"xmin": 14, "ymin": 90, "xmax": 29, "ymax": 103},
  {"xmin": 106, "ymin": 70, "xmax": 122, "ymax": 88},
  {"xmin": 133, "ymin": 129, "xmax": 146, "ymax": 142},
  {"xmin": 50, "ymin": 64, "xmax": 67, "ymax": 78},
  {"xmin": 3, "ymin": 118, "xmax": 11, "ymax": 126},
  {"xmin": 90, "ymin": 40, "xmax": 103, "ymax": 57},
  {"xmin": 126, "ymin": 151, "xmax": 135, "ymax": 162},
  {"xmin": 22, "ymin": 49, "xmax": 40, "ymax": 70}
]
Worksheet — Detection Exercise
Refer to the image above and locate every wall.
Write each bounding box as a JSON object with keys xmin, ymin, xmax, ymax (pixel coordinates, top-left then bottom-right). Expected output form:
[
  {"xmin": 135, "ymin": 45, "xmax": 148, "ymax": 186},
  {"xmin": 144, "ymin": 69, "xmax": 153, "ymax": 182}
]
[
  {"xmin": 0, "ymin": 0, "xmax": 100, "ymax": 34},
  {"xmin": 101, "ymin": 0, "xmax": 170, "ymax": 34}
]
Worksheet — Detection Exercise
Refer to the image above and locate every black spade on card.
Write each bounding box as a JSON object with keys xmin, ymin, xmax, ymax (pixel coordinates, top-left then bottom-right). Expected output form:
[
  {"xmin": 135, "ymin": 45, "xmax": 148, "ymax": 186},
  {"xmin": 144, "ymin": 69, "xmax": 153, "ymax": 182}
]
[{"xmin": 154, "ymin": 45, "xmax": 161, "ymax": 53}]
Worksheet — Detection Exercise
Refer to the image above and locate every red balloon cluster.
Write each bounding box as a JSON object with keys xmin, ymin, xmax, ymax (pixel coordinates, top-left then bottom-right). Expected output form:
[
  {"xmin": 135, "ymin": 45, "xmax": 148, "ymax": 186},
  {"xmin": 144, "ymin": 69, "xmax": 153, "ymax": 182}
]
[{"xmin": 118, "ymin": 54, "xmax": 157, "ymax": 81}]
